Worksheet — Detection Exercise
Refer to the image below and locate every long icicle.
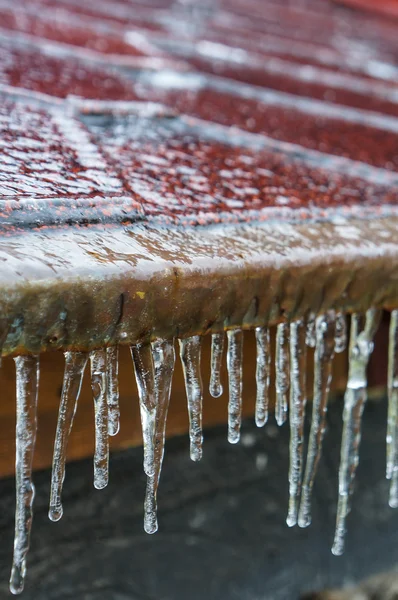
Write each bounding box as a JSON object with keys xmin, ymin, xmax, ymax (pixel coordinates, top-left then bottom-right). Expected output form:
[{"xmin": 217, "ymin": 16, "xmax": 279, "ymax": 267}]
[
  {"xmin": 144, "ymin": 339, "xmax": 175, "ymax": 534},
  {"xmin": 131, "ymin": 343, "xmax": 157, "ymax": 477},
  {"xmin": 255, "ymin": 327, "xmax": 270, "ymax": 427},
  {"xmin": 287, "ymin": 319, "xmax": 307, "ymax": 528},
  {"xmin": 10, "ymin": 355, "xmax": 39, "ymax": 596},
  {"xmin": 49, "ymin": 352, "xmax": 88, "ymax": 522},
  {"xmin": 179, "ymin": 336, "xmax": 203, "ymax": 462},
  {"xmin": 90, "ymin": 349, "xmax": 109, "ymax": 490},
  {"xmin": 335, "ymin": 312, "xmax": 348, "ymax": 354},
  {"xmin": 332, "ymin": 309, "xmax": 381, "ymax": 556},
  {"xmin": 275, "ymin": 322, "xmax": 289, "ymax": 426},
  {"xmin": 227, "ymin": 329, "xmax": 243, "ymax": 444},
  {"xmin": 106, "ymin": 346, "xmax": 120, "ymax": 437},
  {"xmin": 298, "ymin": 312, "xmax": 336, "ymax": 528},
  {"xmin": 387, "ymin": 310, "xmax": 398, "ymax": 507},
  {"xmin": 209, "ymin": 332, "xmax": 224, "ymax": 398}
]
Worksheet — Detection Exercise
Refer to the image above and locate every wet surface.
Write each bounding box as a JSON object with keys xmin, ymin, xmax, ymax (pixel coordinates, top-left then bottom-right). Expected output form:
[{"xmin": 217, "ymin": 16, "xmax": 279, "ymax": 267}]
[{"xmin": 0, "ymin": 396, "xmax": 397, "ymax": 599}]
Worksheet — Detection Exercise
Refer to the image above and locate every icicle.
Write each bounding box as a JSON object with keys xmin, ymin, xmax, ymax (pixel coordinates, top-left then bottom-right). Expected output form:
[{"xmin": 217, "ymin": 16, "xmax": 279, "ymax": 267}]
[
  {"xmin": 106, "ymin": 346, "xmax": 120, "ymax": 437},
  {"xmin": 298, "ymin": 312, "xmax": 336, "ymax": 528},
  {"xmin": 255, "ymin": 327, "xmax": 270, "ymax": 427},
  {"xmin": 49, "ymin": 352, "xmax": 88, "ymax": 522},
  {"xmin": 131, "ymin": 343, "xmax": 157, "ymax": 477},
  {"xmin": 209, "ymin": 332, "xmax": 224, "ymax": 398},
  {"xmin": 334, "ymin": 312, "xmax": 347, "ymax": 354},
  {"xmin": 227, "ymin": 329, "xmax": 243, "ymax": 444},
  {"xmin": 332, "ymin": 309, "xmax": 381, "ymax": 556},
  {"xmin": 144, "ymin": 339, "xmax": 175, "ymax": 534},
  {"xmin": 275, "ymin": 322, "xmax": 289, "ymax": 426},
  {"xmin": 305, "ymin": 313, "xmax": 316, "ymax": 348},
  {"xmin": 287, "ymin": 319, "xmax": 307, "ymax": 528},
  {"xmin": 179, "ymin": 336, "xmax": 203, "ymax": 462},
  {"xmin": 90, "ymin": 349, "xmax": 109, "ymax": 490},
  {"xmin": 387, "ymin": 310, "xmax": 398, "ymax": 507},
  {"xmin": 10, "ymin": 355, "xmax": 39, "ymax": 596}
]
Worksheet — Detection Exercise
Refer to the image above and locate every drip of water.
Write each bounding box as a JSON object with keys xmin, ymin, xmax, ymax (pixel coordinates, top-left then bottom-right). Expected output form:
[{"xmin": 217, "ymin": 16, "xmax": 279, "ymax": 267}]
[
  {"xmin": 275, "ymin": 322, "xmax": 290, "ymax": 426},
  {"xmin": 49, "ymin": 351, "xmax": 88, "ymax": 522},
  {"xmin": 144, "ymin": 339, "xmax": 175, "ymax": 534},
  {"xmin": 335, "ymin": 312, "xmax": 348, "ymax": 354},
  {"xmin": 179, "ymin": 336, "xmax": 203, "ymax": 461},
  {"xmin": 90, "ymin": 349, "xmax": 109, "ymax": 490},
  {"xmin": 106, "ymin": 346, "xmax": 120, "ymax": 437},
  {"xmin": 10, "ymin": 355, "xmax": 39, "ymax": 596},
  {"xmin": 287, "ymin": 320, "xmax": 307, "ymax": 527},
  {"xmin": 387, "ymin": 310, "xmax": 398, "ymax": 507},
  {"xmin": 227, "ymin": 329, "xmax": 243, "ymax": 444},
  {"xmin": 255, "ymin": 327, "xmax": 271, "ymax": 427},
  {"xmin": 305, "ymin": 313, "xmax": 316, "ymax": 348},
  {"xmin": 209, "ymin": 332, "xmax": 224, "ymax": 398},
  {"xmin": 299, "ymin": 312, "xmax": 336, "ymax": 528},
  {"xmin": 332, "ymin": 309, "xmax": 381, "ymax": 556},
  {"xmin": 131, "ymin": 343, "xmax": 157, "ymax": 477}
]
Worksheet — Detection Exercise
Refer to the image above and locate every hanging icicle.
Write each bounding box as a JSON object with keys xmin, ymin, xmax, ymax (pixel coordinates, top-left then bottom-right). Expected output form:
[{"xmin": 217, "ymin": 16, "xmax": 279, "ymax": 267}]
[
  {"xmin": 209, "ymin": 332, "xmax": 224, "ymax": 398},
  {"xmin": 332, "ymin": 309, "xmax": 381, "ymax": 556},
  {"xmin": 49, "ymin": 351, "xmax": 88, "ymax": 522},
  {"xmin": 255, "ymin": 327, "xmax": 270, "ymax": 427},
  {"xmin": 10, "ymin": 355, "xmax": 39, "ymax": 596},
  {"xmin": 387, "ymin": 310, "xmax": 398, "ymax": 508},
  {"xmin": 287, "ymin": 320, "xmax": 307, "ymax": 527},
  {"xmin": 227, "ymin": 329, "xmax": 243, "ymax": 444},
  {"xmin": 305, "ymin": 313, "xmax": 316, "ymax": 348},
  {"xmin": 334, "ymin": 312, "xmax": 347, "ymax": 354},
  {"xmin": 131, "ymin": 343, "xmax": 157, "ymax": 477},
  {"xmin": 144, "ymin": 339, "xmax": 175, "ymax": 534},
  {"xmin": 90, "ymin": 349, "xmax": 109, "ymax": 490},
  {"xmin": 275, "ymin": 322, "xmax": 289, "ymax": 426},
  {"xmin": 106, "ymin": 346, "xmax": 120, "ymax": 437},
  {"xmin": 299, "ymin": 312, "xmax": 336, "ymax": 528},
  {"xmin": 179, "ymin": 336, "xmax": 204, "ymax": 461}
]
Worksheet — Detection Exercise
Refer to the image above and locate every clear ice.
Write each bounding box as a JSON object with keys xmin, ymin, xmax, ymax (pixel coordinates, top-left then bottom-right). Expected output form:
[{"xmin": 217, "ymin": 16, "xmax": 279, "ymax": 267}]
[
  {"xmin": 227, "ymin": 329, "xmax": 244, "ymax": 444},
  {"xmin": 106, "ymin": 346, "xmax": 120, "ymax": 437},
  {"xmin": 90, "ymin": 349, "xmax": 109, "ymax": 490},
  {"xmin": 179, "ymin": 336, "xmax": 204, "ymax": 462},
  {"xmin": 10, "ymin": 355, "xmax": 39, "ymax": 596},
  {"xmin": 275, "ymin": 322, "xmax": 290, "ymax": 426},
  {"xmin": 299, "ymin": 312, "xmax": 336, "ymax": 528},
  {"xmin": 209, "ymin": 333, "xmax": 224, "ymax": 398},
  {"xmin": 144, "ymin": 340, "xmax": 175, "ymax": 534},
  {"xmin": 332, "ymin": 309, "xmax": 381, "ymax": 556},
  {"xmin": 255, "ymin": 327, "xmax": 271, "ymax": 427},
  {"xmin": 49, "ymin": 351, "xmax": 88, "ymax": 522},
  {"xmin": 287, "ymin": 320, "xmax": 307, "ymax": 527},
  {"xmin": 131, "ymin": 343, "xmax": 157, "ymax": 476},
  {"xmin": 387, "ymin": 310, "xmax": 398, "ymax": 508}
]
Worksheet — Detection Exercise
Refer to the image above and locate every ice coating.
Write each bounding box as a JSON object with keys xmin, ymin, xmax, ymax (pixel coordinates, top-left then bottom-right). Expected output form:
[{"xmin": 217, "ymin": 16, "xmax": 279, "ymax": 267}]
[
  {"xmin": 387, "ymin": 310, "xmax": 398, "ymax": 508},
  {"xmin": 227, "ymin": 329, "xmax": 244, "ymax": 444},
  {"xmin": 49, "ymin": 351, "xmax": 88, "ymax": 522},
  {"xmin": 209, "ymin": 332, "xmax": 224, "ymax": 398},
  {"xmin": 131, "ymin": 343, "xmax": 157, "ymax": 477},
  {"xmin": 305, "ymin": 313, "xmax": 317, "ymax": 348},
  {"xmin": 144, "ymin": 339, "xmax": 175, "ymax": 534},
  {"xmin": 255, "ymin": 327, "xmax": 271, "ymax": 427},
  {"xmin": 287, "ymin": 320, "xmax": 308, "ymax": 527},
  {"xmin": 179, "ymin": 336, "xmax": 204, "ymax": 462},
  {"xmin": 90, "ymin": 349, "xmax": 109, "ymax": 490},
  {"xmin": 332, "ymin": 309, "xmax": 381, "ymax": 556},
  {"xmin": 106, "ymin": 346, "xmax": 120, "ymax": 437},
  {"xmin": 299, "ymin": 312, "xmax": 336, "ymax": 528},
  {"xmin": 10, "ymin": 355, "xmax": 39, "ymax": 596},
  {"xmin": 275, "ymin": 322, "xmax": 290, "ymax": 426},
  {"xmin": 335, "ymin": 312, "xmax": 348, "ymax": 354}
]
